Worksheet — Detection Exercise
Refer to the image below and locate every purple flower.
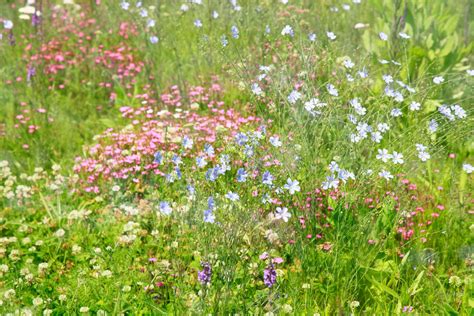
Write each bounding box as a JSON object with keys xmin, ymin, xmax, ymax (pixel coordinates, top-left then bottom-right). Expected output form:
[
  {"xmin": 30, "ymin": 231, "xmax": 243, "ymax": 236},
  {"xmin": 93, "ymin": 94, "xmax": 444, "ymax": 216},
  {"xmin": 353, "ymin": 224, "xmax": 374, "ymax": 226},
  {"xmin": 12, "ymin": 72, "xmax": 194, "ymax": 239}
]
[
  {"xmin": 27, "ymin": 66, "xmax": 36, "ymax": 82},
  {"xmin": 198, "ymin": 262, "xmax": 212, "ymax": 285},
  {"xmin": 263, "ymin": 263, "xmax": 277, "ymax": 288}
]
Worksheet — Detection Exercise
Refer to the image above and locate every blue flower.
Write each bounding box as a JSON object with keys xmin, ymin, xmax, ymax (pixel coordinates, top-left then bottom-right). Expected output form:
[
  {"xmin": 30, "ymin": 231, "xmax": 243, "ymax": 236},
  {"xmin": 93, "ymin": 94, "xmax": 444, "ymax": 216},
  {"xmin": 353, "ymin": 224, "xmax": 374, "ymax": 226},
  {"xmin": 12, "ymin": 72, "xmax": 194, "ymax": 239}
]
[
  {"xmin": 221, "ymin": 35, "xmax": 228, "ymax": 47},
  {"xmin": 175, "ymin": 167, "xmax": 182, "ymax": 179},
  {"xmin": 172, "ymin": 154, "xmax": 182, "ymax": 166},
  {"xmin": 196, "ymin": 156, "xmax": 207, "ymax": 168},
  {"xmin": 182, "ymin": 135, "xmax": 193, "ymax": 149},
  {"xmin": 237, "ymin": 168, "xmax": 248, "ymax": 182},
  {"xmin": 235, "ymin": 132, "xmax": 248, "ymax": 146},
  {"xmin": 225, "ymin": 191, "xmax": 240, "ymax": 201},
  {"xmin": 159, "ymin": 202, "xmax": 172, "ymax": 215},
  {"xmin": 244, "ymin": 145, "xmax": 254, "ymax": 157},
  {"xmin": 205, "ymin": 167, "xmax": 219, "ymax": 182},
  {"xmin": 262, "ymin": 171, "xmax": 274, "ymax": 186},
  {"xmin": 204, "ymin": 144, "xmax": 215, "ymax": 156},
  {"xmin": 231, "ymin": 25, "xmax": 239, "ymax": 39},
  {"xmin": 322, "ymin": 175, "xmax": 339, "ymax": 190},
  {"xmin": 154, "ymin": 151, "xmax": 163, "ymax": 164},
  {"xmin": 207, "ymin": 196, "xmax": 215, "ymax": 210},
  {"xmin": 269, "ymin": 136, "xmax": 282, "ymax": 147},
  {"xmin": 187, "ymin": 184, "xmax": 195, "ymax": 194}
]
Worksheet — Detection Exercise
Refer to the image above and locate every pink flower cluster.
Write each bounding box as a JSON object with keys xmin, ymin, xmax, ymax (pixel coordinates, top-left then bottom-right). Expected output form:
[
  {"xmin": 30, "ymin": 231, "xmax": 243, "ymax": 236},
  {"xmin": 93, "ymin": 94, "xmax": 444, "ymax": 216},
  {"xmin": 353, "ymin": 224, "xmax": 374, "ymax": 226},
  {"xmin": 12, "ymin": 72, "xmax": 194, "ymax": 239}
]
[{"xmin": 73, "ymin": 85, "xmax": 261, "ymax": 193}]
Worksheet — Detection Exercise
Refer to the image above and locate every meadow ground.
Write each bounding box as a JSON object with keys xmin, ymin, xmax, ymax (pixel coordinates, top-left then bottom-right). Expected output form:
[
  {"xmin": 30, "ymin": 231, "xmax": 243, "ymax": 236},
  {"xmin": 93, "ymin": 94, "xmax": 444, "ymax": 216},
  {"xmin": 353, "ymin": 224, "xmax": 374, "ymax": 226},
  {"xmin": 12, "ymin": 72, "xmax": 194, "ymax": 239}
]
[{"xmin": 0, "ymin": 0, "xmax": 473, "ymax": 314}]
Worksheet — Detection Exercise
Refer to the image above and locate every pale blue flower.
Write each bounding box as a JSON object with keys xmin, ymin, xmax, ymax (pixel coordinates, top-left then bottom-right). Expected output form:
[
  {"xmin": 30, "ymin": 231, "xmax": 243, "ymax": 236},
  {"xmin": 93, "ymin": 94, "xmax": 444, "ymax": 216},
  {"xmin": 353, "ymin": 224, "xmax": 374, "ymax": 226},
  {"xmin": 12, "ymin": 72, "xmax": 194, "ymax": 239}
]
[
  {"xmin": 225, "ymin": 192, "xmax": 240, "ymax": 201},
  {"xmin": 284, "ymin": 178, "xmax": 300, "ymax": 194},
  {"xmin": 237, "ymin": 168, "xmax": 248, "ymax": 182},
  {"xmin": 159, "ymin": 202, "xmax": 172, "ymax": 215}
]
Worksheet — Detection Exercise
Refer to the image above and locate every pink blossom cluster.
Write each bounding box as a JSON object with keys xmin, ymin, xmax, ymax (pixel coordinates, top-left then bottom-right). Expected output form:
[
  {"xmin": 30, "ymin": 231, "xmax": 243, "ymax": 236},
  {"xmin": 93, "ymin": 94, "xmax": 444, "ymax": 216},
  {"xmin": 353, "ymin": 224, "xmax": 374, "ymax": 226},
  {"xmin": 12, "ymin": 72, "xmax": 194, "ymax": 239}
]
[{"xmin": 73, "ymin": 86, "xmax": 261, "ymax": 193}]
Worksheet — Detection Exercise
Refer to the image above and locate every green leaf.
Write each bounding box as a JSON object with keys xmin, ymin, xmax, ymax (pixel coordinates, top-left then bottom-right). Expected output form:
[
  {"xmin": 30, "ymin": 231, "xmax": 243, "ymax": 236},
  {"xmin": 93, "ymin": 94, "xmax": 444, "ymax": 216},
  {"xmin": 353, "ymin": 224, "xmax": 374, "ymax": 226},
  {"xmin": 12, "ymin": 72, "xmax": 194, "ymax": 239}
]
[
  {"xmin": 408, "ymin": 271, "xmax": 425, "ymax": 296},
  {"xmin": 367, "ymin": 276, "xmax": 401, "ymax": 299}
]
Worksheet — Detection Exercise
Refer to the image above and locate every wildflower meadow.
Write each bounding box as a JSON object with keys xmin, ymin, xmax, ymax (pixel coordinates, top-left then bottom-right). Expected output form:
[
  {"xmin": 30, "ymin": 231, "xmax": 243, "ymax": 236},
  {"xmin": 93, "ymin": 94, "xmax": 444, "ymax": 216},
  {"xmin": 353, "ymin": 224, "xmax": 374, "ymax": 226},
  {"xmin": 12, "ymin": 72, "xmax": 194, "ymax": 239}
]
[{"xmin": 0, "ymin": 0, "xmax": 473, "ymax": 314}]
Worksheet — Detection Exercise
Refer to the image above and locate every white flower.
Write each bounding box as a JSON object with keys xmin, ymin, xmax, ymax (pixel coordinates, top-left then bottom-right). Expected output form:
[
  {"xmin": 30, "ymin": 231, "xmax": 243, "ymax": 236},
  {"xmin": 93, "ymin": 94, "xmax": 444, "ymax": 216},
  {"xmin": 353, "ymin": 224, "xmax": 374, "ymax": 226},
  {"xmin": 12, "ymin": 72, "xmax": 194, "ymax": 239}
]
[
  {"xmin": 391, "ymin": 108, "xmax": 402, "ymax": 117},
  {"xmin": 287, "ymin": 90, "xmax": 302, "ymax": 104},
  {"xmin": 451, "ymin": 104, "xmax": 466, "ymax": 119},
  {"xmin": 284, "ymin": 178, "xmax": 300, "ymax": 194},
  {"xmin": 322, "ymin": 175, "xmax": 339, "ymax": 190},
  {"xmin": 326, "ymin": 84, "xmax": 338, "ymax": 96},
  {"xmin": 463, "ymin": 163, "xmax": 473, "ymax": 174},
  {"xmin": 275, "ymin": 207, "xmax": 291, "ymax": 222},
  {"xmin": 326, "ymin": 31, "xmax": 336, "ymax": 40},
  {"xmin": 376, "ymin": 149, "xmax": 392, "ymax": 162},
  {"xmin": 269, "ymin": 136, "xmax": 282, "ymax": 147},
  {"xmin": 433, "ymin": 76, "xmax": 444, "ymax": 84},
  {"xmin": 251, "ymin": 83, "xmax": 263, "ymax": 96},
  {"xmin": 354, "ymin": 23, "xmax": 369, "ymax": 29},
  {"xmin": 80, "ymin": 307, "xmax": 90, "ymax": 313},
  {"xmin": 391, "ymin": 151, "xmax": 404, "ymax": 164},
  {"xmin": 399, "ymin": 32, "xmax": 410, "ymax": 39},
  {"xmin": 418, "ymin": 151, "xmax": 430, "ymax": 162},
  {"xmin": 377, "ymin": 123, "xmax": 390, "ymax": 133},
  {"xmin": 409, "ymin": 101, "xmax": 421, "ymax": 111},
  {"xmin": 120, "ymin": 1, "xmax": 130, "ymax": 10},
  {"xmin": 467, "ymin": 69, "xmax": 474, "ymax": 76},
  {"xmin": 150, "ymin": 36, "xmax": 159, "ymax": 44},
  {"xmin": 379, "ymin": 32, "xmax": 388, "ymax": 41},
  {"xmin": 343, "ymin": 59, "xmax": 354, "ymax": 69},
  {"xmin": 281, "ymin": 25, "xmax": 294, "ymax": 37},
  {"xmin": 3, "ymin": 20, "xmax": 13, "ymax": 29},
  {"xmin": 194, "ymin": 19, "xmax": 202, "ymax": 28},
  {"xmin": 308, "ymin": 33, "xmax": 317, "ymax": 41},
  {"xmin": 371, "ymin": 131, "xmax": 382, "ymax": 143},
  {"xmin": 379, "ymin": 169, "xmax": 393, "ymax": 180},
  {"xmin": 55, "ymin": 229, "xmax": 65, "ymax": 238},
  {"xmin": 32, "ymin": 297, "xmax": 43, "ymax": 306}
]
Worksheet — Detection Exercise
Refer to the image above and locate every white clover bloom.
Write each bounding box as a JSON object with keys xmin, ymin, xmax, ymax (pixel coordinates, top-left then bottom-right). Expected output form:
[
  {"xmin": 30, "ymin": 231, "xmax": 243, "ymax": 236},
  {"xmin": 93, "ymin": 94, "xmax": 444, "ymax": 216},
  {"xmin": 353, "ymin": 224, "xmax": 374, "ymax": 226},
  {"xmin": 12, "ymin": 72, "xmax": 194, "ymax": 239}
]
[
  {"xmin": 32, "ymin": 297, "xmax": 43, "ymax": 306},
  {"xmin": 80, "ymin": 307, "xmax": 90, "ymax": 313},
  {"xmin": 55, "ymin": 229, "xmax": 65, "ymax": 238}
]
